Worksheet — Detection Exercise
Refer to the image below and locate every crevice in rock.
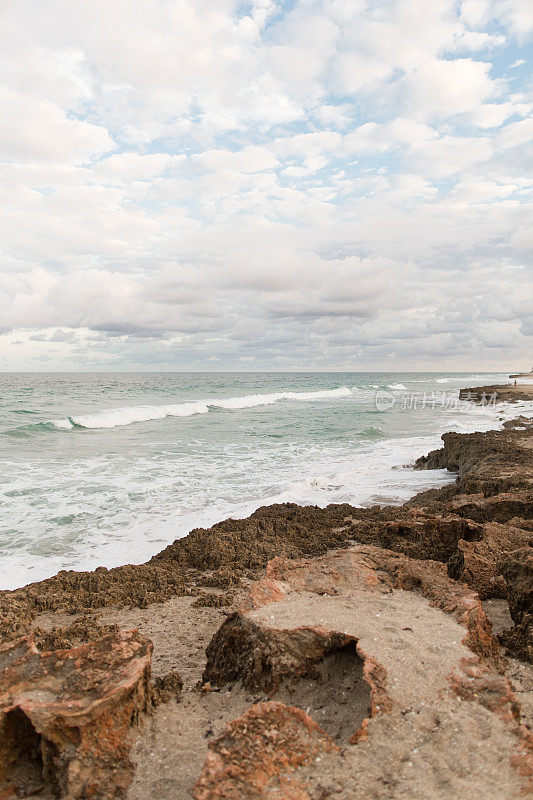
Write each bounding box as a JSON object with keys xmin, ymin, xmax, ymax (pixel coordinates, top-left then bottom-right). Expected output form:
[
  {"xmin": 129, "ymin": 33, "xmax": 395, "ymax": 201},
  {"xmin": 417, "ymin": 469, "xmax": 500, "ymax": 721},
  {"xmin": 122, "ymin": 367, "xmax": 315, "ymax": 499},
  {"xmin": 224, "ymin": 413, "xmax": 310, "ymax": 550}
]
[
  {"xmin": 0, "ymin": 707, "xmax": 54, "ymax": 797},
  {"xmin": 269, "ymin": 640, "xmax": 371, "ymax": 743},
  {"xmin": 203, "ymin": 615, "xmax": 376, "ymax": 744}
]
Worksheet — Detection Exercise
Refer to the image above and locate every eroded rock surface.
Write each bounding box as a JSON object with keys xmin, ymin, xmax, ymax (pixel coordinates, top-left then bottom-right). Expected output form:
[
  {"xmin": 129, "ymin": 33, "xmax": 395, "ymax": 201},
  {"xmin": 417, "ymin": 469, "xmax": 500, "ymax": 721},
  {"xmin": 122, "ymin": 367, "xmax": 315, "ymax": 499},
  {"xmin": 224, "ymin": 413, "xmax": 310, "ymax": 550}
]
[
  {"xmin": 499, "ymin": 548, "xmax": 533, "ymax": 662},
  {"xmin": 197, "ymin": 545, "xmax": 531, "ymax": 799},
  {"xmin": 459, "ymin": 384, "xmax": 533, "ymax": 404},
  {"xmin": 1, "ymin": 419, "xmax": 531, "ymax": 662},
  {"xmin": 0, "ymin": 391, "xmax": 531, "ymax": 799},
  {"xmin": 193, "ymin": 701, "xmax": 337, "ymax": 800},
  {"xmin": 0, "ymin": 630, "xmax": 152, "ymax": 799}
]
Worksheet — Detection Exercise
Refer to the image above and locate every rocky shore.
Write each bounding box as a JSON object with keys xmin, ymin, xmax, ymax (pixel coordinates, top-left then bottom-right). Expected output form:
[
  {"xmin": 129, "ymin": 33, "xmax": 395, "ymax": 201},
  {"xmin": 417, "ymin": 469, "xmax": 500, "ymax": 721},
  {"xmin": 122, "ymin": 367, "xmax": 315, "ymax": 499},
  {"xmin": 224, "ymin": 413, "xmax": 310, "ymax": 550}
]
[{"xmin": 0, "ymin": 386, "xmax": 531, "ymax": 799}]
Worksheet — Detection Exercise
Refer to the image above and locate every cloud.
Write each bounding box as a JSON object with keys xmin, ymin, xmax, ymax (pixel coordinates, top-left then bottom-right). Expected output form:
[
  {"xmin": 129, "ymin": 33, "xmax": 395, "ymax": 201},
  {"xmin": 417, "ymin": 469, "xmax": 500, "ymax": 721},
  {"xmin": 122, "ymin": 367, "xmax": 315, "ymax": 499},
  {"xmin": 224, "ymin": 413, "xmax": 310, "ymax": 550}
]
[
  {"xmin": 0, "ymin": 88, "xmax": 114, "ymax": 164},
  {"xmin": 0, "ymin": 0, "xmax": 531, "ymax": 370}
]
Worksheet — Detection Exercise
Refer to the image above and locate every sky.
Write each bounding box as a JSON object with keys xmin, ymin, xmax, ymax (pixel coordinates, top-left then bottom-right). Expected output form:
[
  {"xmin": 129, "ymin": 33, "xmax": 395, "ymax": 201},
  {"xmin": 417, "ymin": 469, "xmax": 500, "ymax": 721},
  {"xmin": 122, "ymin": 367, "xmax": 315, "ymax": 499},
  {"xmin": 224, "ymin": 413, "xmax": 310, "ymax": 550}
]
[{"xmin": 0, "ymin": 0, "xmax": 531, "ymax": 372}]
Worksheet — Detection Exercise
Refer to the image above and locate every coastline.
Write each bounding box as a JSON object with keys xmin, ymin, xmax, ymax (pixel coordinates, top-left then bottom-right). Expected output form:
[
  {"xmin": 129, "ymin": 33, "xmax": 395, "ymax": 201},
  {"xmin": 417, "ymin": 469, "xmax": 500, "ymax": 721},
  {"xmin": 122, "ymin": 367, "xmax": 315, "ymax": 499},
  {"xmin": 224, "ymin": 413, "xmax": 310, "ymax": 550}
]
[{"xmin": 1, "ymin": 383, "xmax": 532, "ymax": 800}]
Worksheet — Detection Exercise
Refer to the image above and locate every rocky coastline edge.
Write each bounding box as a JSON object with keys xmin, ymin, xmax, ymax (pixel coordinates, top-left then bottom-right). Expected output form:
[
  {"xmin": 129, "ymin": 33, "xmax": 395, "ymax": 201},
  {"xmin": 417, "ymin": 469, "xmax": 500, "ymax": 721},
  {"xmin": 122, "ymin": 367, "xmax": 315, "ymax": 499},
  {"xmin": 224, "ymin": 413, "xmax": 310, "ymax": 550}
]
[{"xmin": 0, "ymin": 383, "xmax": 531, "ymax": 800}]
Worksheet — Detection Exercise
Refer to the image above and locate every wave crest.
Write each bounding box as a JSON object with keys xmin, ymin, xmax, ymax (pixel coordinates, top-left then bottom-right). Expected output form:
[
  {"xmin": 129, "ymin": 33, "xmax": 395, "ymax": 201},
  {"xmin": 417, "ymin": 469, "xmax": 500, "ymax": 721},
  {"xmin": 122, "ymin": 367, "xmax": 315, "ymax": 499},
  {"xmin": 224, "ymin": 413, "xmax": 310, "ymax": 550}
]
[{"xmin": 49, "ymin": 387, "xmax": 353, "ymax": 431}]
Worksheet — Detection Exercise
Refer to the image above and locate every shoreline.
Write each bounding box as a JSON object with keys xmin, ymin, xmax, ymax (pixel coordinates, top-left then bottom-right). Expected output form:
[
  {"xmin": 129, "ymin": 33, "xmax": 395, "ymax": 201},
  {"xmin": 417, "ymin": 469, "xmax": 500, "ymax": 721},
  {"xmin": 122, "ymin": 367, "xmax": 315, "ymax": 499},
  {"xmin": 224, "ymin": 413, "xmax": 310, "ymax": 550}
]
[
  {"xmin": 1, "ymin": 379, "xmax": 525, "ymax": 590},
  {"xmin": 1, "ymin": 383, "xmax": 532, "ymax": 800},
  {"xmin": 1, "ymin": 384, "xmax": 531, "ymax": 648},
  {"xmin": 0, "ymin": 384, "xmax": 530, "ymax": 600}
]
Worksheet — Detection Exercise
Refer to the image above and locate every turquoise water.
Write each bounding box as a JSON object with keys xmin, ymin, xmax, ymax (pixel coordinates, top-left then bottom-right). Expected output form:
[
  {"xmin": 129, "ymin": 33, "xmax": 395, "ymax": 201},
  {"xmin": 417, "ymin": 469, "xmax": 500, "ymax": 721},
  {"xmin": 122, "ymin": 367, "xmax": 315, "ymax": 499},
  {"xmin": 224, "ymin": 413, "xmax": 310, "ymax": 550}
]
[{"xmin": 0, "ymin": 371, "xmax": 521, "ymax": 589}]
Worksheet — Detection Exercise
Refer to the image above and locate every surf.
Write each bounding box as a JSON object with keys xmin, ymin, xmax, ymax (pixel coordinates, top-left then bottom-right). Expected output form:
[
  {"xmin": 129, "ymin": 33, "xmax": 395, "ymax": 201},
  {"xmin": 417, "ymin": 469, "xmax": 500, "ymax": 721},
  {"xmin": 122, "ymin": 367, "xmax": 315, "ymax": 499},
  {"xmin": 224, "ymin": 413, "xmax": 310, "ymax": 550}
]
[{"xmin": 47, "ymin": 386, "xmax": 353, "ymax": 431}]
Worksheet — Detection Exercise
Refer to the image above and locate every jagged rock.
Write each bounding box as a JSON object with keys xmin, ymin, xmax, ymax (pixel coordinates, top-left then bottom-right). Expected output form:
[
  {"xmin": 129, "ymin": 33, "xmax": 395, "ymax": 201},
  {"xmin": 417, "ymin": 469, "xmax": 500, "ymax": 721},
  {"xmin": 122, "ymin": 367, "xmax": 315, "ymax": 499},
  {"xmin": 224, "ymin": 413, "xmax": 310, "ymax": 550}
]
[
  {"xmin": 447, "ymin": 522, "xmax": 531, "ymax": 599},
  {"xmin": 414, "ymin": 425, "xmax": 533, "ymax": 485},
  {"xmin": 0, "ymin": 395, "xmax": 531, "ymax": 798},
  {"xmin": 32, "ymin": 616, "xmax": 120, "ymax": 651},
  {"xmin": 499, "ymin": 548, "xmax": 533, "ymax": 662},
  {"xmin": 345, "ymin": 510, "xmax": 485, "ymax": 562},
  {"xmin": 151, "ymin": 670, "xmax": 183, "ymax": 706},
  {"xmin": 449, "ymin": 491, "xmax": 533, "ymax": 524},
  {"xmin": 193, "ymin": 701, "xmax": 337, "ymax": 800},
  {"xmin": 459, "ymin": 385, "xmax": 533, "ymax": 404},
  {"xmin": 197, "ymin": 544, "xmax": 530, "ymax": 798},
  {"xmin": 345, "ymin": 507, "xmax": 532, "ymax": 604},
  {"xmin": 0, "ymin": 504, "xmax": 359, "ymax": 644},
  {"xmin": 1, "ymin": 421, "xmax": 531, "ymax": 663},
  {"xmin": 0, "ymin": 630, "xmax": 152, "ymax": 799}
]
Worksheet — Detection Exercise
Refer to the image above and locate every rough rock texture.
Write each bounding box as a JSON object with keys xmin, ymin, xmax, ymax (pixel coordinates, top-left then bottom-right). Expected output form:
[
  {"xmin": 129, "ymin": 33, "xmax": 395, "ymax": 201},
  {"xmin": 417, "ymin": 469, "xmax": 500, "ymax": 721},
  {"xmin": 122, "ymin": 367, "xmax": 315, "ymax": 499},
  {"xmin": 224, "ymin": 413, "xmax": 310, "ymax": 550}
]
[
  {"xmin": 337, "ymin": 419, "xmax": 533, "ymax": 657},
  {"xmin": 151, "ymin": 670, "xmax": 183, "ymax": 707},
  {"xmin": 0, "ymin": 504, "xmax": 358, "ymax": 645},
  {"xmin": 412, "ymin": 419, "xmax": 533, "ymax": 658},
  {"xmin": 0, "ymin": 630, "xmax": 152, "ymax": 799},
  {"xmin": 0, "ymin": 386, "xmax": 532, "ymax": 799},
  {"xmin": 196, "ymin": 544, "xmax": 531, "ymax": 799},
  {"xmin": 193, "ymin": 701, "xmax": 337, "ymax": 800},
  {"xmin": 499, "ymin": 548, "xmax": 533, "ymax": 662},
  {"xmin": 459, "ymin": 384, "xmax": 533, "ymax": 403},
  {"xmin": 1, "ymin": 415, "xmax": 531, "ymax": 661}
]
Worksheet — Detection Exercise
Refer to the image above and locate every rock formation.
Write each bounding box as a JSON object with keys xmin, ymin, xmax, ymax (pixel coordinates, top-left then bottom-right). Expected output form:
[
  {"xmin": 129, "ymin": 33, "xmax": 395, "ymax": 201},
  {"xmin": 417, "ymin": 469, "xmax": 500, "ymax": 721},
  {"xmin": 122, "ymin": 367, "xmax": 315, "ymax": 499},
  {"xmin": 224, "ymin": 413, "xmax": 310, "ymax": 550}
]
[
  {"xmin": 195, "ymin": 544, "xmax": 531, "ymax": 798},
  {"xmin": 0, "ymin": 390, "xmax": 531, "ymax": 799},
  {"xmin": 193, "ymin": 701, "xmax": 337, "ymax": 800},
  {"xmin": 0, "ymin": 630, "xmax": 152, "ymax": 799}
]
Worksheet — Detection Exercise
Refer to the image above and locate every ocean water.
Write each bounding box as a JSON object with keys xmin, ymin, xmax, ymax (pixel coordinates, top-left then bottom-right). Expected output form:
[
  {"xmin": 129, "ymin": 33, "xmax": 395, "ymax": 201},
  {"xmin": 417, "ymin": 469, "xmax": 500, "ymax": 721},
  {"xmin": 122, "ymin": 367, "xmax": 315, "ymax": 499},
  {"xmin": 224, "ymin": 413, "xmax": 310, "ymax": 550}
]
[{"xmin": 1, "ymin": 371, "xmax": 531, "ymax": 590}]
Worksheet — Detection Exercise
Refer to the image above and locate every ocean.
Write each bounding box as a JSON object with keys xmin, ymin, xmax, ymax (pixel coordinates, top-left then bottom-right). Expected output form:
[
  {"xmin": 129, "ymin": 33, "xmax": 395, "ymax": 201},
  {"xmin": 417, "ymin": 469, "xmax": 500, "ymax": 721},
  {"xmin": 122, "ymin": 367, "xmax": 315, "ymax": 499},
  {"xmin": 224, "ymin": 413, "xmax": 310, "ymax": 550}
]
[{"xmin": 1, "ymin": 371, "xmax": 529, "ymax": 590}]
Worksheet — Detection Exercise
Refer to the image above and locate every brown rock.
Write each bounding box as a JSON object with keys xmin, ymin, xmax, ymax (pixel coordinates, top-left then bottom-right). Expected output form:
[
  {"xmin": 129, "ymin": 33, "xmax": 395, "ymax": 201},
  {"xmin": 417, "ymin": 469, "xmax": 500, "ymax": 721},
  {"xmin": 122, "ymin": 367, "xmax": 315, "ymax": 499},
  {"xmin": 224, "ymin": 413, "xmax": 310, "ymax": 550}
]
[
  {"xmin": 204, "ymin": 612, "xmax": 363, "ymax": 694},
  {"xmin": 0, "ymin": 630, "xmax": 152, "ymax": 799},
  {"xmin": 193, "ymin": 701, "xmax": 337, "ymax": 800},
  {"xmin": 0, "ymin": 503, "xmax": 358, "ymax": 645},
  {"xmin": 197, "ymin": 542, "xmax": 531, "ymax": 798},
  {"xmin": 447, "ymin": 522, "xmax": 531, "ymax": 599},
  {"xmin": 459, "ymin": 385, "xmax": 533, "ymax": 404},
  {"xmin": 449, "ymin": 491, "xmax": 533, "ymax": 524},
  {"xmin": 499, "ymin": 548, "xmax": 533, "ymax": 662},
  {"xmin": 151, "ymin": 669, "xmax": 182, "ymax": 707}
]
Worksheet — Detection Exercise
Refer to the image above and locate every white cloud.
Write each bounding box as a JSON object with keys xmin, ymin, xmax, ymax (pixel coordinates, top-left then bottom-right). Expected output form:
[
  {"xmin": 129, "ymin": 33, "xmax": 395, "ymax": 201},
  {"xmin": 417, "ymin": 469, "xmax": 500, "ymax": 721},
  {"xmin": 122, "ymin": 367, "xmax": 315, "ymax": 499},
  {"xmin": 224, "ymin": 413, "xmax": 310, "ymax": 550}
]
[
  {"xmin": 193, "ymin": 146, "xmax": 278, "ymax": 174},
  {"xmin": 0, "ymin": 0, "xmax": 531, "ymax": 370},
  {"xmin": 401, "ymin": 58, "xmax": 499, "ymax": 121},
  {"xmin": 0, "ymin": 88, "xmax": 114, "ymax": 164},
  {"xmin": 497, "ymin": 117, "xmax": 533, "ymax": 147}
]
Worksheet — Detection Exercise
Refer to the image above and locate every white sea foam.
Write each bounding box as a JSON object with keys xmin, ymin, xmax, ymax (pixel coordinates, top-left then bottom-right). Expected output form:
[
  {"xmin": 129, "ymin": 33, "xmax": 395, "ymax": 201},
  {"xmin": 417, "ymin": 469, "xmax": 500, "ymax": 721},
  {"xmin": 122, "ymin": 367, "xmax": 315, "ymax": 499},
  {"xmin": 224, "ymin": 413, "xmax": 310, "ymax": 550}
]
[
  {"xmin": 387, "ymin": 383, "xmax": 407, "ymax": 390},
  {"xmin": 51, "ymin": 418, "xmax": 75, "ymax": 429},
  {"xmin": 3, "ymin": 373, "xmax": 529, "ymax": 590},
  {"xmin": 50, "ymin": 387, "xmax": 353, "ymax": 430}
]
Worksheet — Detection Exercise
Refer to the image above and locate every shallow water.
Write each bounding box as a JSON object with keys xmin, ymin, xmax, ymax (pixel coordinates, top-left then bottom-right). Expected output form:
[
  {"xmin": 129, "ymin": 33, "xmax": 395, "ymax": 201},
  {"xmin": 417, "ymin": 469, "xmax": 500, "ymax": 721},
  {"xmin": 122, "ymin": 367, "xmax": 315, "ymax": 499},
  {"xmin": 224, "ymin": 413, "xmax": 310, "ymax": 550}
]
[{"xmin": 1, "ymin": 371, "xmax": 529, "ymax": 589}]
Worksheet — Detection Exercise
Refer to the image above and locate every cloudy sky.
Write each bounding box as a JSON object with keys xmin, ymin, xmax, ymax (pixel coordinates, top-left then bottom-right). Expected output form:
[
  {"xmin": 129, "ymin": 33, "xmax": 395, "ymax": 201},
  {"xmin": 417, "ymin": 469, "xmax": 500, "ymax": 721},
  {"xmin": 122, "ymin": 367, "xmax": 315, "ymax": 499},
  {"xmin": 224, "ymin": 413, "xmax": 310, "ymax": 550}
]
[{"xmin": 0, "ymin": 0, "xmax": 531, "ymax": 371}]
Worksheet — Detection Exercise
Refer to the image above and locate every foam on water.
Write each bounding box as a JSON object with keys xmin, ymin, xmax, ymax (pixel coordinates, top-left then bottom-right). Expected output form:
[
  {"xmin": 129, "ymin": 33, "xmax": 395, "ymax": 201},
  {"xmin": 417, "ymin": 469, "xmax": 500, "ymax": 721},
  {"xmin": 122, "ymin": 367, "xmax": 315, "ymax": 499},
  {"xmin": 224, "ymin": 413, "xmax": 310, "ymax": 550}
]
[
  {"xmin": 50, "ymin": 387, "xmax": 352, "ymax": 430},
  {"xmin": 1, "ymin": 371, "xmax": 530, "ymax": 589}
]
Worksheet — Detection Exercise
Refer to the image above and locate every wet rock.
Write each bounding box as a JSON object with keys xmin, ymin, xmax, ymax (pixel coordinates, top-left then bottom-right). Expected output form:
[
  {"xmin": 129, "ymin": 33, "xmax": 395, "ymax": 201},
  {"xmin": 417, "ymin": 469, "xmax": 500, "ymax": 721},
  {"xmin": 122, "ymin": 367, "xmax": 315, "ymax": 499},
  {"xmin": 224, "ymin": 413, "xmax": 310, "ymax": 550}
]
[
  {"xmin": 0, "ymin": 630, "xmax": 152, "ymax": 799},
  {"xmin": 459, "ymin": 385, "xmax": 533, "ymax": 404}
]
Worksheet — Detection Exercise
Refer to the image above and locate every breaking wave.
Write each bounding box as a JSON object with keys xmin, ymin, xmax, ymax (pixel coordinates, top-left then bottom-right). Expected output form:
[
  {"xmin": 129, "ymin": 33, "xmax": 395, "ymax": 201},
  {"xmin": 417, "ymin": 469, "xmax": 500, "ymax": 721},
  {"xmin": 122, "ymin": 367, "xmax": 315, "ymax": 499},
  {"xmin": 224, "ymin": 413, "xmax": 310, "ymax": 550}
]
[{"xmin": 46, "ymin": 387, "xmax": 353, "ymax": 431}]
